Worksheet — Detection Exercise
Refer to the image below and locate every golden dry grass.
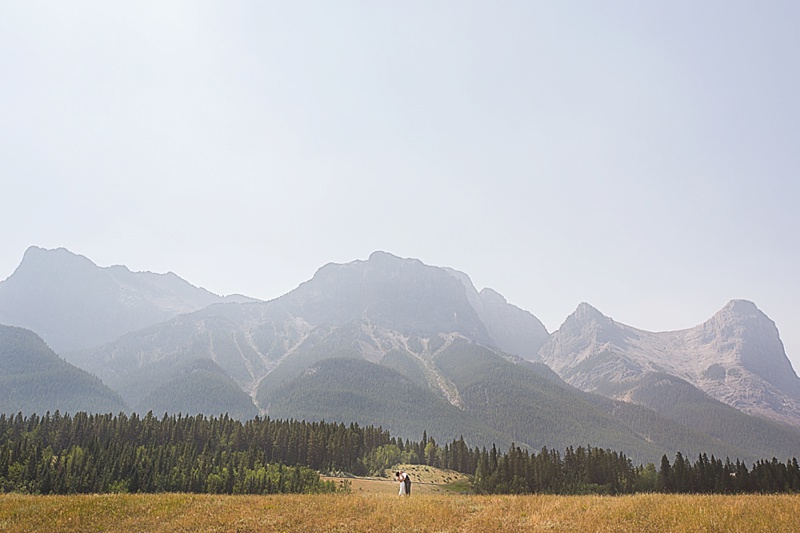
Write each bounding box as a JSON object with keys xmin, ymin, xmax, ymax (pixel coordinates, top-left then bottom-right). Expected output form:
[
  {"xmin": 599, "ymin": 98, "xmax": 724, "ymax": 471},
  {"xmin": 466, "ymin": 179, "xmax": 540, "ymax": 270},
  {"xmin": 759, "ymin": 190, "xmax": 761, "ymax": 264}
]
[
  {"xmin": 321, "ymin": 476, "xmax": 456, "ymax": 495},
  {"xmin": 1, "ymin": 492, "xmax": 799, "ymax": 532}
]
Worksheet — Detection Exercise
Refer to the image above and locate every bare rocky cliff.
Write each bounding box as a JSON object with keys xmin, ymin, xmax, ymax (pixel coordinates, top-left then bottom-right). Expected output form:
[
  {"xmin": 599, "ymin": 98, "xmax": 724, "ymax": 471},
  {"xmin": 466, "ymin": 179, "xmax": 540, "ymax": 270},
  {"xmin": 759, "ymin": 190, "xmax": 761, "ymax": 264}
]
[
  {"xmin": 539, "ymin": 300, "xmax": 800, "ymax": 427},
  {"xmin": 443, "ymin": 267, "xmax": 549, "ymax": 360}
]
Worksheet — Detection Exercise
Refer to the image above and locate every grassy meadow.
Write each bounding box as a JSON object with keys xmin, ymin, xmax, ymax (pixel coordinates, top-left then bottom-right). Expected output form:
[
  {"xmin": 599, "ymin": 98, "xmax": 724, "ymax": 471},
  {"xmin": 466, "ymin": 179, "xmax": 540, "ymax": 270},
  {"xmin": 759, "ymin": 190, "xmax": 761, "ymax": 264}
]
[{"xmin": 1, "ymin": 491, "xmax": 799, "ymax": 532}]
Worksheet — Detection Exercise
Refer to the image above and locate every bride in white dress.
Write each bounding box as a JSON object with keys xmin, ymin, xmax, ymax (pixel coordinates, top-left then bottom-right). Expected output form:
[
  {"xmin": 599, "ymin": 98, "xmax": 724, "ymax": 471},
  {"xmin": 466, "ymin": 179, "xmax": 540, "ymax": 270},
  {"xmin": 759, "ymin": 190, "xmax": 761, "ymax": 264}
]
[{"xmin": 397, "ymin": 471, "xmax": 407, "ymax": 495}]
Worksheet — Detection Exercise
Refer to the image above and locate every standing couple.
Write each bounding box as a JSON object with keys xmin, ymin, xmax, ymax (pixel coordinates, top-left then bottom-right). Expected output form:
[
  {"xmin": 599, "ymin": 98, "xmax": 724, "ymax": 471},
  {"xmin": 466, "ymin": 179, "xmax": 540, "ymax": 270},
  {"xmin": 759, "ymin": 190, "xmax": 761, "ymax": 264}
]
[{"xmin": 396, "ymin": 470, "xmax": 411, "ymax": 496}]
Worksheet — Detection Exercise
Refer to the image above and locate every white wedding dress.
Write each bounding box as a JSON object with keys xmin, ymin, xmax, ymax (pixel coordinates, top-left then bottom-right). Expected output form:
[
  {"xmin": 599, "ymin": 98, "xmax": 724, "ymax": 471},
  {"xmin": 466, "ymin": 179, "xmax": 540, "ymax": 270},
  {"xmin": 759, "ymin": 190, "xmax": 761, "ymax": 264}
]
[{"xmin": 398, "ymin": 476, "xmax": 407, "ymax": 495}]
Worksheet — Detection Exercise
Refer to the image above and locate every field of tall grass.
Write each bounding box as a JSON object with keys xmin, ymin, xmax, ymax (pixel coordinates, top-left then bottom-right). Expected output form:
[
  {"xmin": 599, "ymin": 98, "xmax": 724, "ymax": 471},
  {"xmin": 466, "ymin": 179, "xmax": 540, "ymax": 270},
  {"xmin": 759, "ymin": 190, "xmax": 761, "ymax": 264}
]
[{"xmin": 1, "ymin": 492, "xmax": 799, "ymax": 532}]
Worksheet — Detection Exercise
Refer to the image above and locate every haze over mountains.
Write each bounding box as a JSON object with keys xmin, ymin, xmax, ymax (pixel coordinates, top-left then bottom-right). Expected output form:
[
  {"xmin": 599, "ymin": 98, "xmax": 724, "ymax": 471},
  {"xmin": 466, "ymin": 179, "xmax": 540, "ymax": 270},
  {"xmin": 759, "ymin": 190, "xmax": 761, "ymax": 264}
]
[
  {"xmin": 0, "ymin": 246, "xmax": 256, "ymax": 353},
  {"xmin": 1, "ymin": 246, "xmax": 799, "ymax": 464},
  {"xmin": 0, "ymin": 324, "xmax": 125, "ymax": 415},
  {"xmin": 538, "ymin": 300, "xmax": 800, "ymax": 427}
]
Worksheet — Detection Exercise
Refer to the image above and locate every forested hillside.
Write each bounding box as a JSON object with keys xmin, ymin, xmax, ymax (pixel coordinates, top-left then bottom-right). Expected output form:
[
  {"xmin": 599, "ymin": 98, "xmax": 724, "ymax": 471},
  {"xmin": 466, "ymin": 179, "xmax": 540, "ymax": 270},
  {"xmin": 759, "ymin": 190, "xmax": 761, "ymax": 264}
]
[
  {"xmin": 266, "ymin": 357, "xmax": 510, "ymax": 447},
  {"xmin": 623, "ymin": 373, "xmax": 800, "ymax": 460},
  {"xmin": 0, "ymin": 325, "xmax": 126, "ymax": 415},
  {"xmin": 430, "ymin": 340, "xmax": 768, "ymax": 463},
  {"xmin": 132, "ymin": 359, "xmax": 259, "ymax": 420}
]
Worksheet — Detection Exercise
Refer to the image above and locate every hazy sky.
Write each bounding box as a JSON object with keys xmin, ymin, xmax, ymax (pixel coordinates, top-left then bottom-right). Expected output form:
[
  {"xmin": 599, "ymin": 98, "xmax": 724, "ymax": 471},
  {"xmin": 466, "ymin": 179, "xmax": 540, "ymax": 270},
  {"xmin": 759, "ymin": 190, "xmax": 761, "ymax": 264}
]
[{"xmin": 2, "ymin": 2, "xmax": 799, "ymax": 369}]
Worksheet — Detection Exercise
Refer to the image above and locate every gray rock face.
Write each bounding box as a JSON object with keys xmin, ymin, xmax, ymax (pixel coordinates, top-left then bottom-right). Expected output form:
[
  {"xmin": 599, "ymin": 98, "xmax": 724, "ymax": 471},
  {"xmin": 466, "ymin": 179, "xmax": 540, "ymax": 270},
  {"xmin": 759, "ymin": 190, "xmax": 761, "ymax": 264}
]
[
  {"xmin": 275, "ymin": 251, "xmax": 492, "ymax": 344},
  {"xmin": 539, "ymin": 300, "xmax": 800, "ymax": 427},
  {"xmin": 7, "ymin": 247, "xmax": 800, "ymax": 462},
  {"xmin": 443, "ymin": 267, "xmax": 549, "ymax": 360},
  {"xmin": 0, "ymin": 246, "xmax": 253, "ymax": 352},
  {"xmin": 78, "ymin": 251, "xmax": 543, "ymax": 409}
]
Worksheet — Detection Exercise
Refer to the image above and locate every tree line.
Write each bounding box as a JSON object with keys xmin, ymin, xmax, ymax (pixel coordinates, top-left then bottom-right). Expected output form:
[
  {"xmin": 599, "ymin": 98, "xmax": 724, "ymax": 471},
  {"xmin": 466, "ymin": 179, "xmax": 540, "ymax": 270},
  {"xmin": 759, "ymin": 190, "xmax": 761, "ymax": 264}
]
[
  {"xmin": 1, "ymin": 411, "xmax": 799, "ymax": 495},
  {"xmin": 468, "ymin": 444, "xmax": 800, "ymax": 495}
]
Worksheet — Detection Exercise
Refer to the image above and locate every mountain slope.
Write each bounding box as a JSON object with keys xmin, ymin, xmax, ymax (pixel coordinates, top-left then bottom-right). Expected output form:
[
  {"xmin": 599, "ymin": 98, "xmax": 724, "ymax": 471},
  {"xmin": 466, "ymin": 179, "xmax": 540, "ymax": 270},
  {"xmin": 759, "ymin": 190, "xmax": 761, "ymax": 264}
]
[
  {"xmin": 444, "ymin": 267, "xmax": 549, "ymax": 360},
  {"xmin": 623, "ymin": 372, "xmax": 800, "ymax": 460},
  {"xmin": 76, "ymin": 251, "xmax": 549, "ymax": 415},
  {"xmin": 262, "ymin": 341, "xmax": 769, "ymax": 464},
  {"xmin": 135, "ymin": 358, "xmax": 259, "ymax": 420},
  {"xmin": 272, "ymin": 251, "xmax": 492, "ymax": 343},
  {"xmin": 427, "ymin": 338, "xmax": 774, "ymax": 463},
  {"xmin": 45, "ymin": 250, "xmax": 800, "ymax": 464},
  {"xmin": 0, "ymin": 246, "xmax": 256, "ymax": 353},
  {"xmin": 432, "ymin": 339, "xmax": 664, "ymax": 457},
  {"xmin": 267, "ymin": 357, "xmax": 511, "ymax": 448},
  {"xmin": 0, "ymin": 324, "xmax": 126, "ymax": 415},
  {"xmin": 539, "ymin": 300, "xmax": 800, "ymax": 427}
]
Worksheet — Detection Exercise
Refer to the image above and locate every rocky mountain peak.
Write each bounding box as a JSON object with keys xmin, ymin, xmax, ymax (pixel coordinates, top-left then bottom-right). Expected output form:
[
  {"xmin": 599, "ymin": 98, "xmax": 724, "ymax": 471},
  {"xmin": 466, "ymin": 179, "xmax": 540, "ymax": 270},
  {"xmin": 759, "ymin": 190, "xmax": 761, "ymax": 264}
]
[
  {"xmin": 7, "ymin": 246, "xmax": 97, "ymax": 282},
  {"xmin": 539, "ymin": 302, "xmax": 630, "ymax": 375},
  {"xmin": 22, "ymin": 245, "xmax": 81, "ymax": 262},
  {"xmin": 312, "ymin": 251, "xmax": 424, "ymax": 284},
  {"xmin": 0, "ymin": 246, "xmax": 226, "ymax": 352},
  {"xmin": 278, "ymin": 252, "xmax": 492, "ymax": 343},
  {"xmin": 722, "ymin": 298, "xmax": 760, "ymax": 316},
  {"xmin": 696, "ymin": 300, "xmax": 799, "ymax": 396},
  {"xmin": 573, "ymin": 302, "xmax": 608, "ymax": 322},
  {"xmin": 704, "ymin": 299, "xmax": 765, "ymax": 330},
  {"xmin": 540, "ymin": 298, "xmax": 800, "ymax": 427},
  {"xmin": 441, "ymin": 267, "xmax": 477, "ymax": 294},
  {"xmin": 479, "ymin": 287, "xmax": 507, "ymax": 304},
  {"xmin": 367, "ymin": 250, "xmax": 420, "ymax": 266},
  {"xmin": 441, "ymin": 268, "xmax": 549, "ymax": 360},
  {"xmin": 697, "ymin": 300, "xmax": 781, "ymax": 351},
  {"xmin": 560, "ymin": 303, "xmax": 616, "ymax": 337}
]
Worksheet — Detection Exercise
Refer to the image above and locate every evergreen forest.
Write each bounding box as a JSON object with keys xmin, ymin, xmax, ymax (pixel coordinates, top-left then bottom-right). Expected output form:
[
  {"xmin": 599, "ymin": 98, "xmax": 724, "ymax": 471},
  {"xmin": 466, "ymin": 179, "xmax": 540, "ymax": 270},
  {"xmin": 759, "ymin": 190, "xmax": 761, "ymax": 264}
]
[{"xmin": 1, "ymin": 411, "xmax": 799, "ymax": 496}]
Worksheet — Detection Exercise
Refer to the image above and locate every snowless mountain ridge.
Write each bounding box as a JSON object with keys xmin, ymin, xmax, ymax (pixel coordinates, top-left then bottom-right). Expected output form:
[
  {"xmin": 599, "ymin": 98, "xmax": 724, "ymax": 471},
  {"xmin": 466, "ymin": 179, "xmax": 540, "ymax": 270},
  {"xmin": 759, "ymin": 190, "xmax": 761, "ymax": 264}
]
[
  {"xmin": 2, "ymin": 246, "xmax": 799, "ymax": 430},
  {"xmin": 538, "ymin": 299, "xmax": 800, "ymax": 427},
  {"xmin": 0, "ymin": 246, "xmax": 257, "ymax": 353}
]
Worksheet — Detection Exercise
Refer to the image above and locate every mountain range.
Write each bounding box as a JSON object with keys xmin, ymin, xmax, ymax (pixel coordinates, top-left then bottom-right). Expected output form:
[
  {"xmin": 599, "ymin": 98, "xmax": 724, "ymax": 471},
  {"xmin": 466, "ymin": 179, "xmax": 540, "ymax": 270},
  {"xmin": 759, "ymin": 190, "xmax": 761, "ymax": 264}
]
[
  {"xmin": 538, "ymin": 300, "xmax": 800, "ymax": 428},
  {"xmin": 1, "ymin": 246, "xmax": 799, "ymax": 465},
  {"xmin": 0, "ymin": 246, "xmax": 256, "ymax": 353}
]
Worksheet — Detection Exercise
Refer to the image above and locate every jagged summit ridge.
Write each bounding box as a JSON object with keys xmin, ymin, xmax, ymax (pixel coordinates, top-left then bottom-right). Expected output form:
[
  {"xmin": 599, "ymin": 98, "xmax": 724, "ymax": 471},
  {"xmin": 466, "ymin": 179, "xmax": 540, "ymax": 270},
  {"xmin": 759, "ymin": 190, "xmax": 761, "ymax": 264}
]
[
  {"xmin": 560, "ymin": 302, "xmax": 618, "ymax": 335},
  {"xmin": 441, "ymin": 267, "xmax": 550, "ymax": 360},
  {"xmin": 278, "ymin": 251, "xmax": 491, "ymax": 342},
  {"xmin": 696, "ymin": 299, "xmax": 798, "ymax": 399},
  {"xmin": 539, "ymin": 299, "xmax": 800, "ymax": 427},
  {"xmin": 282, "ymin": 252, "xmax": 550, "ymax": 359},
  {"xmin": 5, "ymin": 246, "xmax": 800, "ymax": 462},
  {"xmin": 73, "ymin": 250, "xmax": 551, "ymax": 416},
  {"xmin": 0, "ymin": 246, "xmax": 239, "ymax": 352}
]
